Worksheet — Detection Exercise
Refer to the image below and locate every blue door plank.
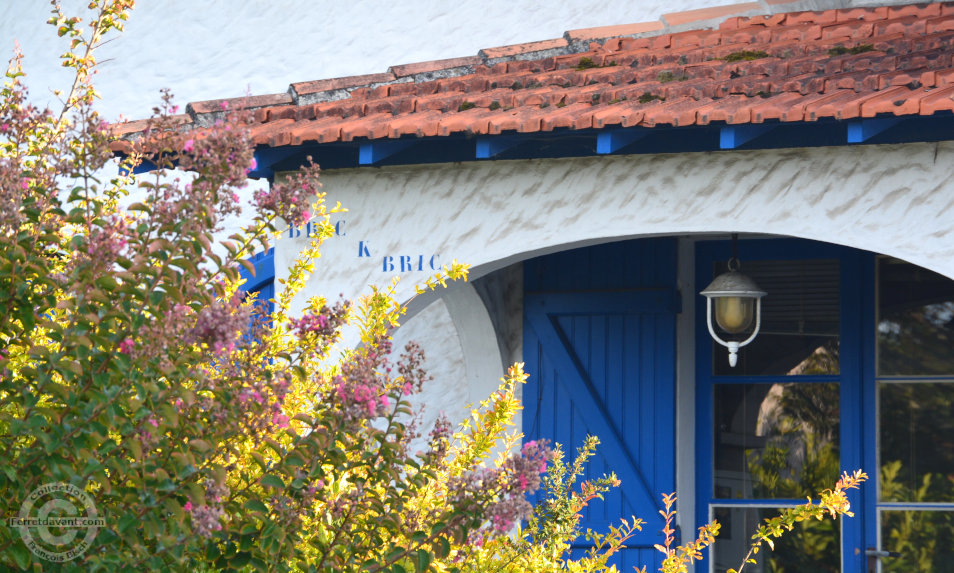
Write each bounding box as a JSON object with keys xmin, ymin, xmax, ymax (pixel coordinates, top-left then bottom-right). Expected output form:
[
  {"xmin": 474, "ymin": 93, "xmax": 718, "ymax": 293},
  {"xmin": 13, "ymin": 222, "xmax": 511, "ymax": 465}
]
[
  {"xmin": 523, "ymin": 237, "xmax": 678, "ymax": 559},
  {"xmin": 525, "ymin": 300, "xmax": 670, "ymax": 545}
]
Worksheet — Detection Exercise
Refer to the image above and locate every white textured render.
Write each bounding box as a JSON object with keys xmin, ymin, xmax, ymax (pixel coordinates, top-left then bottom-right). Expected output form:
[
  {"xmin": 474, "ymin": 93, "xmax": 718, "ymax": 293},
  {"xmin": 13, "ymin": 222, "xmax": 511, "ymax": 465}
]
[
  {"xmin": 277, "ymin": 140, "xmax": 954, "ymax": 458},
  {"xmin": 296, "ymin": 141, "xmax": 954, "ymax": 302}
]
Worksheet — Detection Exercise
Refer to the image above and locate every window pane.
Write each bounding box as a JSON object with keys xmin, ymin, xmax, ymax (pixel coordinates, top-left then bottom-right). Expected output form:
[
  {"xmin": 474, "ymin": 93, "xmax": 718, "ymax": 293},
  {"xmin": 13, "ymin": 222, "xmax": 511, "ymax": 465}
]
[
  {"xmin": 880, "ymin": 382, "xmax": 954, "ymax": 503},
  {"xmin": 881, "ymin": 510, "xmax": 954, "ymax": 572},
  {"xmin": 877, "ymin": 258, "xmax": 954, "ymax": 376},
  {"xmin": 715, "ymin": 383, "xmax": 840, "ymax": 499},
  {"xmin": 713, "ymin": 259, "xmax": 840, "ymax": 376},
  {"xmin": 711, "ymin": 506, "xmax": 840, "ymax": 573}
]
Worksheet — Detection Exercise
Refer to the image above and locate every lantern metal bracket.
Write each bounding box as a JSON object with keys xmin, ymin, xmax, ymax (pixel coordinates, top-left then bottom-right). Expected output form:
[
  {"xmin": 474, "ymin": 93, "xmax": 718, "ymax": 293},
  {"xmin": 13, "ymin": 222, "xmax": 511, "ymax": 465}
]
[{"xmin": 705, "ymin": 296, "xmax": 763, "ymax": 367}]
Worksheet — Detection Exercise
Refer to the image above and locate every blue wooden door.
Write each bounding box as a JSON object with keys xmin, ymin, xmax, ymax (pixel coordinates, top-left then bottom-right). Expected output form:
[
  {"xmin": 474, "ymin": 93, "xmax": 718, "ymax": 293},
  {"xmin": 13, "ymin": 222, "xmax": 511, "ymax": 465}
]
[{"xmin": 523, "ymin": 238, "xmax": 678, "ymax": 570}]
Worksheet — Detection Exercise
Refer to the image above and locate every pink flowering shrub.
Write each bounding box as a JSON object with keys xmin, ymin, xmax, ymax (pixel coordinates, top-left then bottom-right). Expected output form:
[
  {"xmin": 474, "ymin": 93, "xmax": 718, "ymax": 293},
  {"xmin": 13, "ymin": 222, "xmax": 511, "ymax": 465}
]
[
  {"xmin": 0, "ymin": 3, "xmax": 864, "ymax": 572},
  {"xmin": 0, "ymin": 3, "xmax": 554, "ymax": 571}
]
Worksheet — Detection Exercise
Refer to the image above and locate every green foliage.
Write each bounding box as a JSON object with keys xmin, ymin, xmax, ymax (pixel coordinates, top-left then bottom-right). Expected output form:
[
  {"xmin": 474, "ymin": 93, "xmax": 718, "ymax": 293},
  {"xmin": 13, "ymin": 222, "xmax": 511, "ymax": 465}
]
[
  {"xmin": 0, "ymin": 3, "xmax": 865, "ymax": 572},
  {"xmin": 726, "ymin": 470, "xmax": 867, "ymax": 573}
]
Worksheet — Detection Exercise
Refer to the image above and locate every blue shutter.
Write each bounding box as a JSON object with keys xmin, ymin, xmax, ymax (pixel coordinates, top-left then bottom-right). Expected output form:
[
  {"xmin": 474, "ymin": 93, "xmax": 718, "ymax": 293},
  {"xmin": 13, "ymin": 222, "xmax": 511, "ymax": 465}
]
[
  {"xmin": 524, "ymin": 238, "xmax": 678, "ymax": 570},
  {"xmin": 239, "ymin": 249, "xmax": 275, "ymax": 321}
]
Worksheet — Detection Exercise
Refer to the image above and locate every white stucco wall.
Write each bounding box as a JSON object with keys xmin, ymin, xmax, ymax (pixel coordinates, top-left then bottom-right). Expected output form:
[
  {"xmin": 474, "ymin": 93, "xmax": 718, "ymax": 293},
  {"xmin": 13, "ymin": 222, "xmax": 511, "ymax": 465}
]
[
  {"xmin": 295, "ymin": 140, "xmax": 954, "ymax": 306},
  {"xmin": 274, "ymin": 140, "xmax": 954, "ymax": 454}
]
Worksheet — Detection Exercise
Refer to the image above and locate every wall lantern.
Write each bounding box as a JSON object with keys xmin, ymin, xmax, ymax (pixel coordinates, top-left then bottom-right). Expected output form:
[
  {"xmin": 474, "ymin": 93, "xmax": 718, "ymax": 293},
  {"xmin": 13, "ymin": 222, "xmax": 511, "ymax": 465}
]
[{"xmin": 700, "ymin": 234, "xmax": 767, "ymax": 367}]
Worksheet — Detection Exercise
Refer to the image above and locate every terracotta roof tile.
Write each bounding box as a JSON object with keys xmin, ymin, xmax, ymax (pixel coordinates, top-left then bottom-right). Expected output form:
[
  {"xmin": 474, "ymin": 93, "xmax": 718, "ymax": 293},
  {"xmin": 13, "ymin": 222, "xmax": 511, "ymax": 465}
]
[
  {"xmin": 749, "ymin": 91, "xmax": 808, "ymax": 122},
  {"xmin": 566, "ymin": 21, "xmax": 665, "ymax": 42},
  {"xmin": 889, "ymin": 3, "xmax": 942, "ymax": 18},
  {"xmin": 641, "ymin": 96, "xmax": 706, "ymax": 127},
  {"xmin": 920, "ymin": 84, "xmax": 954, "ymax": 114},
  {"xmin": 859, "ymin": 85, "xmax": 923, "ymax": 116},
  {"xmin": 662, "ymin": 3, "xmax": 763, "ymax": 28},
  {"xmin": 836, "ymin": 6, "xmax": 889, "ymax": 22},
  {"xmin": 479, "ymin": 38, "xmax": 569, "ymax": 61},
  {"xmin": 114, "ymin": 2, "xmax": 954, "ymax": 153},
  {"xmin": 388, "ymin": 56, "xmax": 482, "ymax": 79},
  {"xmin": 292, "ymin": 73, "xmax": 397, "ymax": 96},
  {"xmin": 187, "ymin": 93, "xmax": 292, "ymax": 115}
]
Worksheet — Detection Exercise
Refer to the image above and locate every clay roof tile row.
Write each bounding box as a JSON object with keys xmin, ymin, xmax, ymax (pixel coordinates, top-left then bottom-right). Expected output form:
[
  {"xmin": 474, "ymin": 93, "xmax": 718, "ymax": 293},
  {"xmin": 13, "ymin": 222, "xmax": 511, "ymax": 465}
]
[{"xmin": 110, "ymin": 2, "xmax": 954, "ymax": 153}]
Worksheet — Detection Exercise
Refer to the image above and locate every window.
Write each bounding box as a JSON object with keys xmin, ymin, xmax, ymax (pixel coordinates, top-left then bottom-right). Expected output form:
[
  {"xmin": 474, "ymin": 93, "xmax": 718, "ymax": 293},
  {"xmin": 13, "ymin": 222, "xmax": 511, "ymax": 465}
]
[
  {"xmin": 699, "ymin": 244, "xmax": 954, "ymax": 573},
  {"xmin": 876, "ymin": 258, "xmax": 954, "ymax": 572},
  {"xmin": 704, "ymin": 251, "xmax": 843, "ymax": 572}
]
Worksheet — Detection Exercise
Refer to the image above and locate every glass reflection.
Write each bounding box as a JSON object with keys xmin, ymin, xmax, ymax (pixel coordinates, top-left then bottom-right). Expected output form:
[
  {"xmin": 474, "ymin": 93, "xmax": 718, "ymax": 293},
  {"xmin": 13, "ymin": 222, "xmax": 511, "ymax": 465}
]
[
  {"xmin": 713, "ymin": 259, "xmax": 840, "ymax": 376},
  {"xmin": 880, "ymin": 382, "xmax": 954, "ymax": 503},
  {"xmin": 712, "ymin": 507, "xmax": 840, "ymax": 573},
  {"xmin": 878, "ymin": 258, "xmax": 954, "ymax": 376},
  {"xmin": 715, "ymin": 383, "xmax": 840, "ymax": 499},
  {"xmin": 881, "ymin": 510, "xmax": 954, "ymax": 572}
]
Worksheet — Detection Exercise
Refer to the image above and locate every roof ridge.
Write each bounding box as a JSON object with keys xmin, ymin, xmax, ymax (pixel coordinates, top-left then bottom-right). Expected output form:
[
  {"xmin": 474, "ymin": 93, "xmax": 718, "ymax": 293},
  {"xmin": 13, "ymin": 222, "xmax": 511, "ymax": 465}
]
[
  {"xmin": 171, "ymin": 1, "xmax": 847, "ymax": 127},
  {"xmin": 110, "ymin": 0, "xmax": 944, "ymax": 139}
]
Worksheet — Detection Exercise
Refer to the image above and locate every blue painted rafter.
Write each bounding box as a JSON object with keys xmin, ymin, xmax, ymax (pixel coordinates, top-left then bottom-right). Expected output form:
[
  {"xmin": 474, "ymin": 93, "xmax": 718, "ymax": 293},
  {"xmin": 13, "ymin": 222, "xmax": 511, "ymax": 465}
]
[
  {"xmin": 358, "ymin": 140, "xmax": 415, "ymax": 165},
  {"xmin": 117, "ymin": 114, "xmax": 954, "ymax": 174},
  {"xmin": 596, "ymin": 128, "xmax": 650, "ymax": 154},
  {"xmin": 476, "ymin": 136, "xmax": 522, "ymax": 159},
  {"xmin": 250, "ymin": 146, "xmax": 304, "ymax": 180},
  {"xmin": 847, "ymin": 117, "xmax": 902, "ymax": 143},
  {"xmin": 719, "ymin": 124, "xmax": 777, "ymax": 149}
]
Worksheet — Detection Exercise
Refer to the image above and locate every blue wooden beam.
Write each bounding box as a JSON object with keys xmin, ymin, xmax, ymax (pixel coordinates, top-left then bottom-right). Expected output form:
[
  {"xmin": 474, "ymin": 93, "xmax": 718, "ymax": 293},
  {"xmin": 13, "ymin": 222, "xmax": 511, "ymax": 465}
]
[
  {"xmin": 596, "ymin": 128, "xmax": 650, "ymax": 154},
  {"xmin": 358, "ymin": 140, "xmax": 415, "ymax": 165},
  {"xmin": 128, "ymin": 159, "xmax": 157, "ymax": 175},
  {"xmin": 475, "ymin": 136, "xmax": 522, "ymax": 159},
  {"xmin": 249, "ymin": 147, "xmax": 305, "ymax": 180},
  {"xmin": 847, "ymin": 118, "xmax": 902, "ymax": 144},
  {"xmin": 719, "ymin": 124, "xmax": 776, "ymax": 149}
]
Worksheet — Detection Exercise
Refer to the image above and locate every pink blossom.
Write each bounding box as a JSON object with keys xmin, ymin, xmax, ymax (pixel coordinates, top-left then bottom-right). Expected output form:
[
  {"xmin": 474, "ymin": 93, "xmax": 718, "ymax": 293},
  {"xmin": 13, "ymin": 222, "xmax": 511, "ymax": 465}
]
[
  {"xmin": 272, "ymin": 412, "xmax": 289, "ymax": 429},
  {"xmin": 184, "ymin": 501, "xmax": 193, "ymax": 512},
  {"xmin": 119, "ymin": 338, "xmax": 134, "ymax": 354},
  {"xmin": 182, "ymin": 139, "xmax": 194, "ymax": 153},
  {"xmin": 301, "ymin": 211, "xmax": 311, "ymax": 222},
  {"xmin": 19, "ymin": 178, "xmax": 28, "ymax": 190},
  {"xmin": 220, "ymin": 101, "xmax": 229, "ymax": 110}
]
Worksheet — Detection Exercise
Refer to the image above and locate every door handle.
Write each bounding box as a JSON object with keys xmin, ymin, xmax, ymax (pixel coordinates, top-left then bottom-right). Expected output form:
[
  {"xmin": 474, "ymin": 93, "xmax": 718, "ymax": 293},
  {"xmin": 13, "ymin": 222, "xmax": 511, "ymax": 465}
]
[
  {"xmin": 866, "ymin": 548, "xmax": 901, "ymax": 572},
  {"xmin": 865, "ymin": 549, "xmax": 901, "ymax": 558}
]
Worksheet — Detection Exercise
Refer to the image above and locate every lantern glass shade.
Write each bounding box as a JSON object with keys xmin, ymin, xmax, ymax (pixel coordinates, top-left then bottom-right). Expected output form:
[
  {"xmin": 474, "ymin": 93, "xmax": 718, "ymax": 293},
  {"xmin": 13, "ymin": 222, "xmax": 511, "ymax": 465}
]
[
  {"xmin": 714, "ymin": 296, "xmax": 755, "ymax": 333},
  {"xmin": 700, "ymin": 270, "xmax": 767, "ymax": 336}
]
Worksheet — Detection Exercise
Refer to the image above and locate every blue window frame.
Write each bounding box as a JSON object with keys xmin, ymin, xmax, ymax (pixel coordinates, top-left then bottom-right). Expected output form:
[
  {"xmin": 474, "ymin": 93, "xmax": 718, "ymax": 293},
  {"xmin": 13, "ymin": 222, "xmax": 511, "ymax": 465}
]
[{"xmin": 695, "ymin": 238, "xmax": 871, "ymax": 573}]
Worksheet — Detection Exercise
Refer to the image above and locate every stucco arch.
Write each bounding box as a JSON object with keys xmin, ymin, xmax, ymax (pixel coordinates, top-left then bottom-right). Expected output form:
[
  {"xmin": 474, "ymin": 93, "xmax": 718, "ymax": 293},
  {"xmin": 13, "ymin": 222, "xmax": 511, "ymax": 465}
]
[
  {"xmin": 293, "ymin": 138, "xmax": 954, "ymax": 312},
  {"xmin": 274, "ymin": 139, "xmax": 954, "ymax": 436}
]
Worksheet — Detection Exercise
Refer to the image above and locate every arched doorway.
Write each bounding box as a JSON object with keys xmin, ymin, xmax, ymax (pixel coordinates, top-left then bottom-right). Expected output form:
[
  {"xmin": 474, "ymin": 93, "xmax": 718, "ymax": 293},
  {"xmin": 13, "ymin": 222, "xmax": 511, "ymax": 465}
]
[{"xmin": 522, "ymin": 235, "xmax": 954, "ymax": 572}]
